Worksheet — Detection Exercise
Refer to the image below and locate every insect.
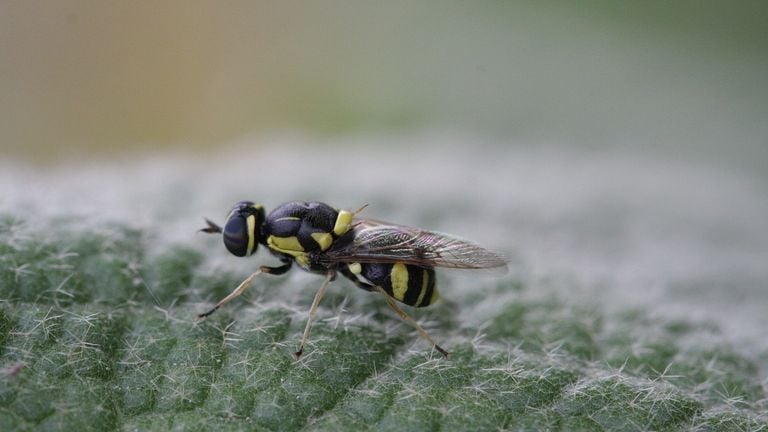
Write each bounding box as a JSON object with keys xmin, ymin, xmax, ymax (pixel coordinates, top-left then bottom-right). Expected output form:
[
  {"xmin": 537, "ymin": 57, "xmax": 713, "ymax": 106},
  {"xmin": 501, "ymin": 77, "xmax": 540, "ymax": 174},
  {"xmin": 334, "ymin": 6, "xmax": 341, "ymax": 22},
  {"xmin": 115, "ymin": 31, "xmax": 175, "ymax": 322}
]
[{"xmin": 198, "ymin": 200, "xmax": 507, "ymax": 359}]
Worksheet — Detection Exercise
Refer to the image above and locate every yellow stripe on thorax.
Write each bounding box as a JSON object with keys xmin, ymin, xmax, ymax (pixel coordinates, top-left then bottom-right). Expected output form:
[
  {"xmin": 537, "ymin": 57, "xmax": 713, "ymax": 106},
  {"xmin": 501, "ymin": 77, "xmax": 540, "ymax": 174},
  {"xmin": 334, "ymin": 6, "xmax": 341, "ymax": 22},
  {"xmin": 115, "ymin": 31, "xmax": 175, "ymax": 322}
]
[
  {"xmin": 274, "ymin": 216, "xmax": 300, "ymax": 222},
  {"xmin": 267, "ymin": 235, "xmax": 310, "ymax": 269},
  {"xmin": 391, "ymin": 263, "xmax": 409, "ymax": 301},
  {"xmin": 310, "ymin": 232, "xmax": 333, "ymax": 251},
  {"xmin": 267, "ymin": 235, "xmax": 304, "ymax": 252},
  {"xmin": 333, "ymin": 210, "xmax": 353, "ymax": 236},
  {"xmin": 294, "ymin": 254, "xmax": 310, "ymax": 269}
]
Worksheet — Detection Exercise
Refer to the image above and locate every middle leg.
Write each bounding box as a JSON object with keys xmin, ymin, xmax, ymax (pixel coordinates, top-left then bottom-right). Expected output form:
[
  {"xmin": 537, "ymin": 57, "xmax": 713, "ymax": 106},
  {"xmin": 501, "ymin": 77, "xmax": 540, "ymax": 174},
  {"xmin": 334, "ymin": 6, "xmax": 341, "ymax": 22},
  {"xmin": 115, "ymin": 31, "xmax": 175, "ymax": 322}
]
[{"xmin": 295, "ymin": 270, "xmax": 336, "ymax": 359}]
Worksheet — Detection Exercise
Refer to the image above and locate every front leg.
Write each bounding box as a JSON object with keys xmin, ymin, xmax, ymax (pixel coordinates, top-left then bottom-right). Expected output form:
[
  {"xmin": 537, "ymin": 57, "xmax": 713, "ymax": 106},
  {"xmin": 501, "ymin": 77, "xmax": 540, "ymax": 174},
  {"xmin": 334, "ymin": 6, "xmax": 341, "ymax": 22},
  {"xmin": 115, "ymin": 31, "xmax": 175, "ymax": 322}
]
[
  {"xmin": 262, "ymin": 261, "xmax": 293, "ymax": 275},
  {"xmin": 197, "ymin": 260, "xmax": 293, "ymax": 318}
]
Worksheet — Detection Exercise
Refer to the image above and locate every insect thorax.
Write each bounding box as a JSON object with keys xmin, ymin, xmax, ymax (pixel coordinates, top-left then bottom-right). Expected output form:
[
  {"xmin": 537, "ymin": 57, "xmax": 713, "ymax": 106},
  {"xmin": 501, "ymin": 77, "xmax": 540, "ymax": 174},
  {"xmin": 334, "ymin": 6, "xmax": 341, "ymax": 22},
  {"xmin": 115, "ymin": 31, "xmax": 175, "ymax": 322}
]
[{"xmin": 263, "ymin": 201, "xmax": 354, "ymax": 270}]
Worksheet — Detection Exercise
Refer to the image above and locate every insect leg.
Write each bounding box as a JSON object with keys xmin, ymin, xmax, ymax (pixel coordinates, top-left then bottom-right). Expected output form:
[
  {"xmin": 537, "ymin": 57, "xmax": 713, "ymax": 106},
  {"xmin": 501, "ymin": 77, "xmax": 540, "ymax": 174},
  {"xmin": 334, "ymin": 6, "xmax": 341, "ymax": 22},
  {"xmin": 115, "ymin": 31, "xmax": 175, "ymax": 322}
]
[
  {"xmin": 295, "ymin": 270, "xmax": 335, "ymax": 359},
  {"xmin": 197, "ymin": 261, "xmax": 292, "ymax": 319},
  {"xmin": 261, "ymin": 261, "xmax": 293, "ymax": 276},
  {"xmin": 374, "ymin": 285, "xmax": 449, "ymax": 358}
]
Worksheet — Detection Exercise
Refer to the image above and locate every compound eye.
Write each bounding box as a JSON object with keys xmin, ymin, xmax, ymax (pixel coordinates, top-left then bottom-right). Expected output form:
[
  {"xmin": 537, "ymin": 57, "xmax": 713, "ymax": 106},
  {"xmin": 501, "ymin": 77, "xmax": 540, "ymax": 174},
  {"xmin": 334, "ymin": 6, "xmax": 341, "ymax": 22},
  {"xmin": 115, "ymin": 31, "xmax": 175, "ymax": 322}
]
[
  {"xmin": 223, "ymin": 215, "xmax": 249, "ymax": 257},
  {"xmin": 222, "ymin": 201, "xmax": 262, "ymax": 257}
]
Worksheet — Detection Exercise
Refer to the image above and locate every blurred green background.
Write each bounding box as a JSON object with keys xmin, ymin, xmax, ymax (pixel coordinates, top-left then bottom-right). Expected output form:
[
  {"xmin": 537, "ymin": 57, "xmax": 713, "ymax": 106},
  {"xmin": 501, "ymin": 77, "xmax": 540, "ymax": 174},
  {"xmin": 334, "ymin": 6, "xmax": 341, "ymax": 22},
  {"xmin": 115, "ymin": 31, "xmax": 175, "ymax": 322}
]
[{"xmin": 2, "ymin": 0, "xmax": 767, "ymax": 170}]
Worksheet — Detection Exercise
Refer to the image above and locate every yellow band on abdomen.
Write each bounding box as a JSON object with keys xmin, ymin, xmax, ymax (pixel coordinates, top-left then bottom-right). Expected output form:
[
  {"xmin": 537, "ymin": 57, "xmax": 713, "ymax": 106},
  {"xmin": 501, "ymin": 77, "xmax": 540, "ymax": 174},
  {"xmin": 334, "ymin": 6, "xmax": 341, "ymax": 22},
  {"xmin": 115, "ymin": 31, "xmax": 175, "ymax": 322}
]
[{"xmin": 391, "ymin": 263, "xmax": 409, "ymax": 301}]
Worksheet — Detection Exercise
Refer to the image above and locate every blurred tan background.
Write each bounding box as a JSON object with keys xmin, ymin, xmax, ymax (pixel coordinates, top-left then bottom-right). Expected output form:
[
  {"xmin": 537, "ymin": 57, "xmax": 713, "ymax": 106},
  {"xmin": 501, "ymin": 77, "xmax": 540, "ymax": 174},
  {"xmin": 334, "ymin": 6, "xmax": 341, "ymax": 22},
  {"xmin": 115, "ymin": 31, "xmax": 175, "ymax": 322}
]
[{"xmin": 1, "ymin": 1, "xmax": 767, "ymax": 170}]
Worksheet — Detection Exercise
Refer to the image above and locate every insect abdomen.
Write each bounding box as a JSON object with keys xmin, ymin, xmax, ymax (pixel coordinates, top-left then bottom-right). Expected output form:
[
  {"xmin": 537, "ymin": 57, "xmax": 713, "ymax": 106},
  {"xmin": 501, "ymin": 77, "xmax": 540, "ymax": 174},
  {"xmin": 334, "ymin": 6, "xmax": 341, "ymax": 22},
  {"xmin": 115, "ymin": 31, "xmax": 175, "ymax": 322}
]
[{"xmin": 356, "ymin": 263, "xmax": 438, "ymax": 307}]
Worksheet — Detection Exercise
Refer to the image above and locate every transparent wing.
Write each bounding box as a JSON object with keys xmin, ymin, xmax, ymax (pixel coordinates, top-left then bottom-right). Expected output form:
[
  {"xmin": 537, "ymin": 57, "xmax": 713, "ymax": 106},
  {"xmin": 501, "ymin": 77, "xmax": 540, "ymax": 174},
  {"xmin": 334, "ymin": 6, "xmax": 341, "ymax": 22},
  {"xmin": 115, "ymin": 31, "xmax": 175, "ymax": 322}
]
[{"xmin": 322, "ymin": 219, "xmax": 508, "ymax": 270}]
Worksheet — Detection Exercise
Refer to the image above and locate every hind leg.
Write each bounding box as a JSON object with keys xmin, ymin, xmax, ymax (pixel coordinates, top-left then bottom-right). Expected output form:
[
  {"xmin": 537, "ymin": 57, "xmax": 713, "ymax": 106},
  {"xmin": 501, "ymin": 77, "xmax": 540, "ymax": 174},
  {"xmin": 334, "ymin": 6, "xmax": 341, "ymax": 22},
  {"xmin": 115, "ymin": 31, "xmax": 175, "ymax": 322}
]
[{"xmin": 339, "ymin": 264, "xmax": 448, "ymax": 358}]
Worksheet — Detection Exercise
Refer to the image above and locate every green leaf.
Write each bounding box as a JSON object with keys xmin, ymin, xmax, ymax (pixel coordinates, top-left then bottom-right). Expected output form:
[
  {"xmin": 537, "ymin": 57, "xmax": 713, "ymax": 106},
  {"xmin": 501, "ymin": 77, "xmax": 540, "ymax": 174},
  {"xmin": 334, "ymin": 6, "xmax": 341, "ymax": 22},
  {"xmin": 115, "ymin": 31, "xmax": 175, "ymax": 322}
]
[{"xmin": 1, "ymin": 216, "xmax": 766, "ymax": 431}]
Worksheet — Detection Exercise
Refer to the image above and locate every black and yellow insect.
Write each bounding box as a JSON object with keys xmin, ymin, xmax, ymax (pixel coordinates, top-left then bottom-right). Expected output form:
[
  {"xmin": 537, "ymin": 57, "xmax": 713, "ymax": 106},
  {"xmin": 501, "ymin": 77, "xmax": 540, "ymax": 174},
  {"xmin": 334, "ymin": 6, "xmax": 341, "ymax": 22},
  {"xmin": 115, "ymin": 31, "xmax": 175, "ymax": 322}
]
[{"xmin": 198, "ymin": 200, "xmax": 507, "ymax": 359}]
